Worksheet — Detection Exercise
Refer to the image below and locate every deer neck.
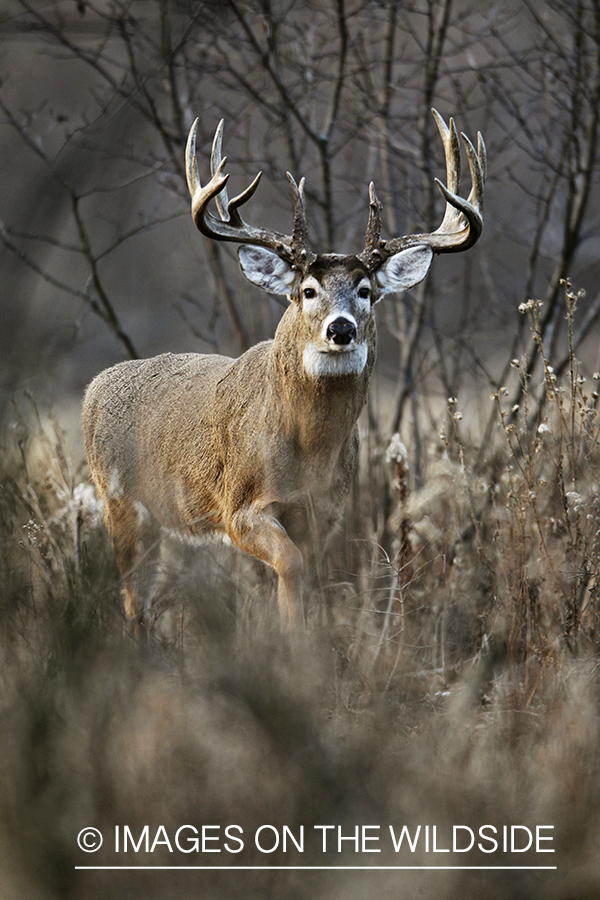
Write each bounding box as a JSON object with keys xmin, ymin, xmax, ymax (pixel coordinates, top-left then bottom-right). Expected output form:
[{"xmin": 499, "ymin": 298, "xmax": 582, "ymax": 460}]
[{"xmin": 269, "ymin": 309, "xmax": 375, "ymax": 451}]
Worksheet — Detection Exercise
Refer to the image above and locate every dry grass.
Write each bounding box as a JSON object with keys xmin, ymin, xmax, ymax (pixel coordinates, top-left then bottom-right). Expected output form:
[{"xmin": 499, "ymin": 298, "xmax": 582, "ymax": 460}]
[{"xmin": 2, "ymin": 289, "xmax": 600, "ymax": 898}]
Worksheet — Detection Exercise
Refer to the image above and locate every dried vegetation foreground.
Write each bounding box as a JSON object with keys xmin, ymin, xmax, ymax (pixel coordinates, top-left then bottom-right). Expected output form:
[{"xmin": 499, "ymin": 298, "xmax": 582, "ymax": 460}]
[{"xmin": 2, "ymin": 289, "xmax": 600, "ymax": 899}]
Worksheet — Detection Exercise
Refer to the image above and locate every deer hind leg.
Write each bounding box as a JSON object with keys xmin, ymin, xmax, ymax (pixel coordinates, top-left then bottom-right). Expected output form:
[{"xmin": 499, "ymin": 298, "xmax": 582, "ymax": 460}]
[
  {"xmin": 227, "ymin": 507, "xmax": 304, "ymax": 628},
  {"xmin": 103, "ymin": 495, "xmax": 161, "ymax": 631}
]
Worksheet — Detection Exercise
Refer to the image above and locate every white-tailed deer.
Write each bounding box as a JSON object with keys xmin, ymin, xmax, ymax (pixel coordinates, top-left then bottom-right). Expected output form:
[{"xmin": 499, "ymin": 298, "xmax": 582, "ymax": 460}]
[{"xmin": 83, "ymin": 110, "xmax": 485, "ymax": 630}]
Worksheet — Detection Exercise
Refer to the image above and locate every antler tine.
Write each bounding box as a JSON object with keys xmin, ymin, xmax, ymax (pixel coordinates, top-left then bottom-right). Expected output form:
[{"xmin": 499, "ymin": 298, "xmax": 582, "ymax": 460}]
[
  {"xmin": 480, "ymin": 133, "xmax": 487, "ymax": 185},
  {"xmin": 365, "ymin": 182, "xmax": 383, "ymax": 246},
  {"xmin": 227, "ymin": 173, "xmax": 263, "ymax": 223},
  {"xmin": 358, "ymin": 182, "xmax": 384, "ymax": 267},
  {"xmin": 185, "ymin": 118, "xmax": 203, "ymax": 198},
  {"xmin": 186, "ymin": 118, "xmax": 301, "ymax": 261},
  {"xmin": 432, "ymin": 110, "xmax": 463, "ymax": 232},
  {"xmin": 210, "ymin": 119, "xmax": 230, "ymax": 222},
  {"xmin": 286, "ymin": 173, "xmax": 315, "ymax": 263},
  {"xmin": 462, "ymin": 129, "xmax": 486, "ymax": 213},
  {"xmin": 210, "ymin": 118, "xmax": 265, "ymax": 225}
]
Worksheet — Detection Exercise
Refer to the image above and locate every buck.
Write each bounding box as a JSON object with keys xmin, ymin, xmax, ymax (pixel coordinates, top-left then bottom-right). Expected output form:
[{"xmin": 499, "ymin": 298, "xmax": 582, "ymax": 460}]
[{"xmin": 83, "ymin": 110, "xmax": 485, "ymax": 630}]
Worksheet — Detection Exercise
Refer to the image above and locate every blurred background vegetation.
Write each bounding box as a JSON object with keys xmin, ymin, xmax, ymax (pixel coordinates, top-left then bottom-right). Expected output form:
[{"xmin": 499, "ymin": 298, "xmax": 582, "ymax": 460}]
[
  {"xmin": 3, "ymin": 1, "xmax": 600, "ymax": 898},
  {"xmin": 2, "ymin": 0, "xmax": 600, "ymax": 453}
]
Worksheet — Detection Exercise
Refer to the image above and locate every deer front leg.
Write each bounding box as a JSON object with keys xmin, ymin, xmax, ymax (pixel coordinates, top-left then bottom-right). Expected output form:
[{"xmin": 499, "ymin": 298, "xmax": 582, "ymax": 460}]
[
  {"xmin": 227, "ymin": 507, "xmax": 305, "ymax": 628},
  {"xmin": 103, "ymin": 495, "xmax": 161, "ymax": 632}
]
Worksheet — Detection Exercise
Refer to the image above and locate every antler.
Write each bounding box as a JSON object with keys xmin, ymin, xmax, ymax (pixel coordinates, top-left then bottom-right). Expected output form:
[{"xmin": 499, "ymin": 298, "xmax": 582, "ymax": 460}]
[
  {"xmin": 360, "ymin": 109, "xmax": 486, "ymax": 269},
  {"xmin": 186, "ymin": 119, "xmax": 315, "ymax": 266}
]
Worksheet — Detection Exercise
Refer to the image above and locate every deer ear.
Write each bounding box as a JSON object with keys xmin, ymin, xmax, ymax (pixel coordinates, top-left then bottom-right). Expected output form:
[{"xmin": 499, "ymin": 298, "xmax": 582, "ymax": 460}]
[
  {"xmin": 376, "ymin": 245, "xmax": 433, "ymax": 297},
  {"xmin": 238, "ymin": 246, "xmax": 296, "ymax": 295}
]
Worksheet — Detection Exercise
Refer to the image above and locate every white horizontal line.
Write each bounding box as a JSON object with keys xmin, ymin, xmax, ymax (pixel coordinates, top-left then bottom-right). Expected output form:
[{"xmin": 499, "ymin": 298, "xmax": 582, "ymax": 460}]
[{"xmin": 75, "ymin": 865, "xmax": 558, "ymax": 871}]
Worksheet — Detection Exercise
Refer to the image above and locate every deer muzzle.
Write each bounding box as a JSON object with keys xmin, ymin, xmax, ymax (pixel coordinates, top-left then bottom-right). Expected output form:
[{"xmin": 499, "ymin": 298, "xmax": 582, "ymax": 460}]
[{"xmin": 325, "ymin": 316, "xmax": 357, "ymax": 346}]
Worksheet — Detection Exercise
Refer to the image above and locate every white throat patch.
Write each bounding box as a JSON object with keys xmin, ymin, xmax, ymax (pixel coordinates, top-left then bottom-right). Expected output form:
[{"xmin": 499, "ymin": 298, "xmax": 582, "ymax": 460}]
[{"xmin": 303, "ymin": 342, "xmax": 368, "ymax": 378}]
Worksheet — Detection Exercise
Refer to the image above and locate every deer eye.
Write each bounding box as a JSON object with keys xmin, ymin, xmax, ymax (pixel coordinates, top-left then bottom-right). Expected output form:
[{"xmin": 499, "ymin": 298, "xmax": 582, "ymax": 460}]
[
  {"xmin": 358, "ymin": 286, "xmax": 370, "ymax": 300},
  {"xmin": 303, "ymin": 287, "xmax": 317, "ymax": 299}
]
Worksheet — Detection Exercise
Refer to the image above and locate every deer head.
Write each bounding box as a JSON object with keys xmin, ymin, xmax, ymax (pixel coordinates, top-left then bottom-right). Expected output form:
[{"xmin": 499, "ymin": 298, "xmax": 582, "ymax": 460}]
[{"xmin": 186, "ymin": 111, "xmax": 485, "ymax": 382}]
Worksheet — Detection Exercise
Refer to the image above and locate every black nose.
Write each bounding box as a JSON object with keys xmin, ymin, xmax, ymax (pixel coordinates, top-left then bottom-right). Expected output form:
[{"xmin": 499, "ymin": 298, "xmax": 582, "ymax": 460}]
[{"xmin": 326, "ymin": 317, "xmax": 357, "ymax": 345}]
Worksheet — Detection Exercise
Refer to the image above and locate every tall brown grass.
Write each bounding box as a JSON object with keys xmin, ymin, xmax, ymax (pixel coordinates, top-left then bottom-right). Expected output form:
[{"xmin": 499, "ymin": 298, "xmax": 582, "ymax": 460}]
[{"xmin": 2, "ymin": 287, "xmax": 600, "ymax": 898}]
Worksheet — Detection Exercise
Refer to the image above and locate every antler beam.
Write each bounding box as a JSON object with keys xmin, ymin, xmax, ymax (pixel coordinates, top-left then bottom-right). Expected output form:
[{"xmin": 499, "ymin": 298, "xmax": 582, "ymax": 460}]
[
  {"xmin": 360, "ymin": 109, "xmax": 486, "ymax": 269},
  {"xmin": 186, "ymin": 119, "xmax": 314, "ymax": 265}
]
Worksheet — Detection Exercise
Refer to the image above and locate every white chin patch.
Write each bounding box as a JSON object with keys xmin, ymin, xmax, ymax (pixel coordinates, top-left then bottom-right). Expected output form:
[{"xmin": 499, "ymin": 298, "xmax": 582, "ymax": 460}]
[{"xmin": 303, "ymin": 343, "xmax": 368, "ymax": 378}]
